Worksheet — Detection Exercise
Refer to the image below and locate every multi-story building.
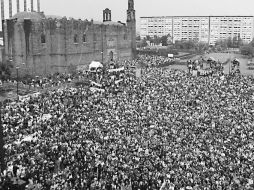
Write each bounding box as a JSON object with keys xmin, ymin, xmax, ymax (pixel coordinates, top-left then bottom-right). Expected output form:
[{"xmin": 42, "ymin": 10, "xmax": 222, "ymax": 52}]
[
  {"xmin": 209, "ymin": 16, "xmax": 254, "ymax": 45},
  {"xmin": 140, "ymin": 16, "xmax": 254, "ymax": 45},
  {"xmin": 140, "ymin": 16, "xmax": 173, "ymax": 39},
  {"xmin": 172, "ymin": 16, "xmax": 209, "ymax": 43}
]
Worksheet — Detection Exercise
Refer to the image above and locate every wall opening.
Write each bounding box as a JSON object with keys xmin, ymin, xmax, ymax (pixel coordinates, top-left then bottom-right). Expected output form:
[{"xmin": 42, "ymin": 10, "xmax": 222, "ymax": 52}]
[
  {"xmin": 109, "ymin": 51, "xmax": 114, "ymax": 61},
  {"xmin": 83, "ymin": 33, "xmax": 86, "ymax": 43},
  {"xmin": 23, "ymin": 19, "xmax": 32, "ymax": 56},
  {"xmin": 41, "ymin": 33, "xmax": 46, "ymax": 44},
  {"xmin": 74, "ymin": 34, "xmax": 78, "ymax": 44}
]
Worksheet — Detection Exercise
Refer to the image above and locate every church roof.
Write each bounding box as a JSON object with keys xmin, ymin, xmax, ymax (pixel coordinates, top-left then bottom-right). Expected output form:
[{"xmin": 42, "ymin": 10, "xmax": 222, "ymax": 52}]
[
  {"xmin": 12, "ymin": 11, "xmax": 45, "ymax": 21},
  {"xmin": 93, "ymin": 21, "xmax": 125, "ymax": 26}
]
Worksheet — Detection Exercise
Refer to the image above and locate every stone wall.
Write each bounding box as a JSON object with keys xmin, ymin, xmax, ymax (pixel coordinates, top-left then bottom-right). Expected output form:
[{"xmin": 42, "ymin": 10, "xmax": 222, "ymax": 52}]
[{"xmin": 4, "ymin": 15, "xmax": 133, "ymax": 77}]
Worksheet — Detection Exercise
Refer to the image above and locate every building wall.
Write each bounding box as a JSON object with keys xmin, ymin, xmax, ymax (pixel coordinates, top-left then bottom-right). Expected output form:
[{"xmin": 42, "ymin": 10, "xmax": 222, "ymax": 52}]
[
  {"xmin": 172, "ymin": 17, "xmax": 209, "ymax": 43},
  {"xmin": 209, "ymin": 16, "xmax": 254, "ymax": 45},
  {"xmin": 140, "ymin": 16, "xmax": 254, "ymax": 45},
  {"xmin": 4, "ymin": 16, "xmax": 133, "ymax": 76},
  {"xmin": 0, "ymin": 46, "xmax": 4, "ymax": 63},
  {"xmin": 140, "ymin": 16, "xmax": 173, "ymax": 38}
]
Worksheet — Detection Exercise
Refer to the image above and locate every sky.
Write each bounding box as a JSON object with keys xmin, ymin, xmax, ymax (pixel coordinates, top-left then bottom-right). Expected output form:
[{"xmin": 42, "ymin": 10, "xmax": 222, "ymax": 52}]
[{"xmin": 1, "ymin": 0, "xmax": 254, "ymax": 31}]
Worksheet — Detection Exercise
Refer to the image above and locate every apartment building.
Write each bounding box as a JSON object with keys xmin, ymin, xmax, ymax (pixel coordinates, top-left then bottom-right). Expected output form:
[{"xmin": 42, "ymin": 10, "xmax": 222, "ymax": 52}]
[
  {"xmin": 173, "ymin": 16, "xmax": 209, "ymax": 43},
  {"xmin": 209, "ymin": 16, "xmax": 254, "ymax": 45},
  {"xmin": 140, "ymin": 16, "xmax": 173, "ymax": 39},
  {"xmin": 140, "ymin": 16, "xmax": 254, "ymax": 45}
]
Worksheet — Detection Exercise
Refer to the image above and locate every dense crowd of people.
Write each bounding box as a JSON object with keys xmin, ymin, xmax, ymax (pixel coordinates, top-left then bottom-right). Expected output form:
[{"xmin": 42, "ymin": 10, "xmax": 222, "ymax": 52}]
[
  {"xmin": 135, "ymin": 55, "xmax": 174, "ymax": 68},
  {"xmin": 0, "ymin": 55, "xmax": 172, "ymax": 93},
  {"xmin": 187, "ymin": 57, "xmax": 225, "ymax": 77},
  {"xmin": 0, "ymin": 55, "xmax": 254, "ymax": 189},
  {"xmin": 1, "ymin": 73, "xmax": 74, "ymax": 92}
]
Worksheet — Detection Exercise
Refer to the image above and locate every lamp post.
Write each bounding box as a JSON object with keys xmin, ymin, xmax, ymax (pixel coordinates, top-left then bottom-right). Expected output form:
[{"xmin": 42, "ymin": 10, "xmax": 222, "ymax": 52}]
[
  {"xmin": 101, "ymin": 51, "xmax": 104, "ymax": 65},
  {"xmin": 16, "ymin": 66, "xmax": 19, "ymax": 100},
  {"xmin": 101, "ymin": 24, "xmax": 104, "ymax": 65},
  {"xmin": 229, "ymin": 61, "xmax": 231, "ymax": 75},
  {"xmin": 0, "ymin": 101, "xmax": 5, "ymax": 172},
  {"xmin": 15, "ymin": 63, "xmax": 26, "ymax": 100}
]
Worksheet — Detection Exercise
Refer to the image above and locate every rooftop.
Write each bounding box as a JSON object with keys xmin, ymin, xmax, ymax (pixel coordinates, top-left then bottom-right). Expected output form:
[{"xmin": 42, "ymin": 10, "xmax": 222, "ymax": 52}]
[
  {"xmin": 93, "ymin": 21, "xmax": 125, "ymax": 26},
  {"xmin": 12, "ymin": 11, "xmax": 45, "ymax": 21}
]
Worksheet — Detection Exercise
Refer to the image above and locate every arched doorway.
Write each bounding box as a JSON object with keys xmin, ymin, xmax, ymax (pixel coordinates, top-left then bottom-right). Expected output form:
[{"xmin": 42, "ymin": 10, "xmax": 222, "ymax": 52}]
[{"xmin": 109, "ymin": 51, "xmax": 114, "ymax": 61}]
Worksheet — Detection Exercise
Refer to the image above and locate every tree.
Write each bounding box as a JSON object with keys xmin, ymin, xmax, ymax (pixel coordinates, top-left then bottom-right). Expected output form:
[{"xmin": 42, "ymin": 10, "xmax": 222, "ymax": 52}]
[
  {"xmin": 167, "ymin": 36, "xmax": 173, "ymax": 45},
  {"xmin": 226, "ymin": 37, "xmax": 233, "ymax": 48},
  {"xmin": 145, "ymin": 35, "xmax": 152, "ymax": 41},
  {"xmin": 142, "ymin": 35, "xmax": 172, "ymax": 46},
  {"xmin": 0, "ymin": 60, "xmax": 14, "ymax": 80},
  {"xmin": 215, "ymin": 39, "xmax": 228, "ymax": 51},
  {"xmin": 240, "ymin": 45, "xmax": 254, "ymax": 57},
  {"xmin": 140, "ymin": 39, "xmax": 148, "ymax": 48},
  {"xmin": 185, "ymin": 40, "xmax": 196, "ymax": 49},
  {"xmin": 160, "ymin": 35, "xmax": 168, "ymax": 46},
  {"xmin": 237, "ymin": 37, "xmax": 243, "ymax": 47},
  {"xmin": 232, "ymin": 36, "xmax": 238, "ymax": 48},
  {"xmin": 249, "ymin": 38, "xmax": 254, "ymax": 47},
  {"xmin": 153, "ymin": 35, "xmax": 161, "ymax": 45},
  {"xmin": 232, "ymin": 34, "xmax": 244, "ymax": 48},
  {"xmin": 196, "ymin": 42, "xmax": 209, "ymax": 53},
  {"xmin": 239, "ymin": 37, "xmax": 254, "ymax": 57}
]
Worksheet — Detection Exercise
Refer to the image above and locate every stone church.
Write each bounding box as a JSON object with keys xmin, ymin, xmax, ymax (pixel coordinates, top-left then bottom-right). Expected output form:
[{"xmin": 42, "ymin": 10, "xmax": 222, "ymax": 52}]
[{"xmin": 1, "ymin": 0, "xmax": 136, "ymax": 76}]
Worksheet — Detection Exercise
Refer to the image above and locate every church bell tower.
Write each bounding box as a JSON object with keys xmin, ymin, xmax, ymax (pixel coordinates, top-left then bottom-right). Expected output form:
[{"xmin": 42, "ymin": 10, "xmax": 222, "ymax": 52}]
[{"xmin": 127, "ymin": 0, "xmax": 136, "ymax": 59}]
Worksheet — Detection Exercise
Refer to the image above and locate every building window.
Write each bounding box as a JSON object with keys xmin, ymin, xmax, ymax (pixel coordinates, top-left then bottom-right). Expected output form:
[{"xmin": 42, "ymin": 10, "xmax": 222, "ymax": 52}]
[
  {"xmin": 124, "ymin": 33, "xmax": 127, "ymax": 40},
  {"xmin": 41, "ymin": 33, "xmax": 46, "ymax": 44},
  {"xmin": 83, "ymin": 33, "xmax": 87, "ymax": 43},
  {"xmin": 74, "ymin": 34, "xmax": 78, "ymax": 44}
]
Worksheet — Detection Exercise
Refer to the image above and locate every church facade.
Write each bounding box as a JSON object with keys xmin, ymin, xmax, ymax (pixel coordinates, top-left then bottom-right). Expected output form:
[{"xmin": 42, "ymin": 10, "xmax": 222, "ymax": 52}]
[{"xmin": 2, "ymin": 0, "xmax": 136, "ymax": 76}]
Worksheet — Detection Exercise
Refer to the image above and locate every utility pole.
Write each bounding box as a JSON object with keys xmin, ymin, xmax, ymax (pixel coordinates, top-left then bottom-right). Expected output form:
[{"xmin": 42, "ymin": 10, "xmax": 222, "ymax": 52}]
[
  {"xmin": 0, "ymin": 101, "xmax": 5, "ymax": 172},
  {"xmin": 101, "ymin": 25, "xmax": 104, "ymax": 65},
  {"xmin": 16, "ymin": 67, "xmax": 19, "ymax": 100}
]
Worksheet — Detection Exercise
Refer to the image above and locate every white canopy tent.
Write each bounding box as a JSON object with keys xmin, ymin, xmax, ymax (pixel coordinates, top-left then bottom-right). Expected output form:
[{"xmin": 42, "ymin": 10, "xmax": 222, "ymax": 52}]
[
  {"xmin": 207, "ymin": 57, "xmax": 216, "ymax": 62},
  {"xmin": 232, "ymin": 58, "xmax": 240, "ymax": 64},
  {"xmin": 168, "ymin": 54, "xmax": 174, "ymax": 58},
  {"xmin": 89, "ymin": 61, "xmax": 103, "ymax": 72}
]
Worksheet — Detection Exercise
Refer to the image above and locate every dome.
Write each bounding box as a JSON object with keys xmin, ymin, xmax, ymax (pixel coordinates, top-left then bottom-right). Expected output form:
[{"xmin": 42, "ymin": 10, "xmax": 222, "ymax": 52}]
[{"xmin": 12, "ymin": 11, "xmax": 45, "ymax": 21}]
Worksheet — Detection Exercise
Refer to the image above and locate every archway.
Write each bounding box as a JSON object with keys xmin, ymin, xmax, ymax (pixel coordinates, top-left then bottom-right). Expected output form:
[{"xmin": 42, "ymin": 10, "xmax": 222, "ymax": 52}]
[{"xmin": 109, "ymin": 51, "xmax": 114, "ymax": 61}]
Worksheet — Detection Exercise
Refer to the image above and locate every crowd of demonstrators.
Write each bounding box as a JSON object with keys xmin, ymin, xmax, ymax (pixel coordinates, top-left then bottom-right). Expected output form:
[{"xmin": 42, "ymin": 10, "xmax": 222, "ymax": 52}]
[
  {"xmin": 20, "ymin": 73, "xmax": 75, "ymax": 89},
  {"xmin": 1, "ymin": 73, "xmax": 75, "ymax": 93},
  {"xmin": 1, "ymin": 60, "xmax": 254, "ymax": 190},
  {"xmin": 187, "ymin": 58, "xmax": 224, "ymax": 77},
  {"xmin": 135, "ymin": 55, "xmax": 174, "ymax": 68},
  {"xmin": 231, "ymin": 59, "xmax": 241, "ymax": 75},
  {"xmin": 1, "ymin": 55, "xmax": 170, "ymax": 93}
]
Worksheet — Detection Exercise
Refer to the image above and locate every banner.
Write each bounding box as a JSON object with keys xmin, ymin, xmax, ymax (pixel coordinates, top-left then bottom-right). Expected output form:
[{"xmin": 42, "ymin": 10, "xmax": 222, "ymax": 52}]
[
  {"xmin": 19, "ymin": 92, "xmax": 41, "ymax": 102},
  {"xmin": 91, "ymin": 81, "xmax": 102, "ymax": 87},
  {"xmin": 115, "ymin": 79, "xmax": 123, "ymax": 84},
  {"xmin": 136, "ymin": 68, "xmax": 142, "ymax": 78},
  {"xmin": 14, "ymin": 132, "xmax": 39, "ymax": 145},
  {"xmin": 90, "ymin": 87, "xmax": 105, "ymax": 93},
  {"xmin": 192, "ymin": 70, "xmax": 198, "ymax": 76},
  {"xmin": 108, "ymin": 67, "xmax": 124, "ymax": 73},
  {"xmin": 42, "ymin": 114, "xmax": 52, "ymax": 121},
  {"xmin": 19, "ymin": 95, "xmax": 30, "ymax": 102}
]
